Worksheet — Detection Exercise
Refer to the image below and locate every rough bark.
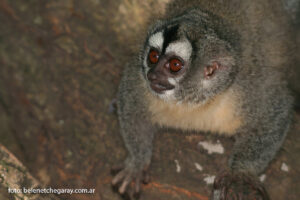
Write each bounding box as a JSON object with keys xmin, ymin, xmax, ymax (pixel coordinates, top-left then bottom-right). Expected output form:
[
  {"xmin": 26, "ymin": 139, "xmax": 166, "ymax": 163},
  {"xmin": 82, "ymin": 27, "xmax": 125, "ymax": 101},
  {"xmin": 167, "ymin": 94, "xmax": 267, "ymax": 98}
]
[{"xmin": 0, "ymin": 144, "xmax": 60, "ymax": 200}]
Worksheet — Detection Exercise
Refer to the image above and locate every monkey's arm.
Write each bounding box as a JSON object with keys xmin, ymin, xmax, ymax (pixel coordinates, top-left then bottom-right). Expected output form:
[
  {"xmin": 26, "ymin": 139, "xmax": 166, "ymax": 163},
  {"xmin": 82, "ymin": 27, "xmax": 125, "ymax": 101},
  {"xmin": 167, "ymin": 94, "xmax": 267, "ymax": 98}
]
[
  {"xmin": 112, "ymin": 63, "xmax": 156, "ymax": 195},
  {"xmin": 212, "ymin": 127, "xmax": 287, "ymax": 200},
  {"xmin": 211, "ymin": 85, "xmax": 293, "ymax": 200},
  {"xmin": 230, "ymin": 126, "xmax": 289, "ymax": 175}
]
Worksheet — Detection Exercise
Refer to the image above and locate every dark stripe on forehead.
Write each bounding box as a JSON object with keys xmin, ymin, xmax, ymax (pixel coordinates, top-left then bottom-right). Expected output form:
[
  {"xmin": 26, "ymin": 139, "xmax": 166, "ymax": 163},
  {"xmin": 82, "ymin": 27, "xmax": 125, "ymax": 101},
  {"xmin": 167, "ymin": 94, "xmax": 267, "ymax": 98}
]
[{"xmin": 162, "ymin": 24, "xmax": 179, "ymax": 54}]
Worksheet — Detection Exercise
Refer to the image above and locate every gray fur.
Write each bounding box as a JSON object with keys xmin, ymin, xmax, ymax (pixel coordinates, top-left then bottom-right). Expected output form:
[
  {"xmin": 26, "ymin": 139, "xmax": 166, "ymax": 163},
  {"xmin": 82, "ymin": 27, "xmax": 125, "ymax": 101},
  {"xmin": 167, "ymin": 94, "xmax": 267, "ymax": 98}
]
[
  {"xmin": 117, "ymin": 60, "xmax": 155, "ymax": 170},
  {"xmin": 114, "ymin": 0, "xmax": 295, "ymax": 197}
]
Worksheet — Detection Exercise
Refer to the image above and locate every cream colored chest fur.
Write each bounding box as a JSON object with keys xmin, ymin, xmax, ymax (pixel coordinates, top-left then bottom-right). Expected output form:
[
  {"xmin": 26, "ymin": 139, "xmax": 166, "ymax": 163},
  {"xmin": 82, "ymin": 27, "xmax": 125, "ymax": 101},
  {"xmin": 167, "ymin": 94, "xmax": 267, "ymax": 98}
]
[{"xmin": 146, "ymin": 90, "xmax": 243, "ymax": 136}]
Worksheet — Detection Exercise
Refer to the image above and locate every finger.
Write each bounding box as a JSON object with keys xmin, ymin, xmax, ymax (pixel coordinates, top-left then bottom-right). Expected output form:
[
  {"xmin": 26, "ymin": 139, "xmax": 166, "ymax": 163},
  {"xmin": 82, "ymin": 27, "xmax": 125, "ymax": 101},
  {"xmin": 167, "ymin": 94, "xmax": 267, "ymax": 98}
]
[
  {"xmin": 119, "ymin": 175, "xmax": 133, "ymax": 194},
  {"xmin": 220, "ymin": 186, "xmax": 227, "ymax": 200},
  {"xmin": 135, "ymin": 176, "xmax": 141, "ymax": 194},
  {"xmin": 112, "ymin": 170, "xmax": 126, "ymax": 185}
]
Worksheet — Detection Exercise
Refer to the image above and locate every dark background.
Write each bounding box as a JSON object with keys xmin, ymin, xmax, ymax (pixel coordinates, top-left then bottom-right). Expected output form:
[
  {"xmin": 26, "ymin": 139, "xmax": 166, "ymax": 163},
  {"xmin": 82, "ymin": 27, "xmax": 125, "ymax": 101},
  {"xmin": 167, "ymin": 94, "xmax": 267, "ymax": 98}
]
[{"xmin": 0, "ymin": 0, "xmax": 299, "ymax": 199}]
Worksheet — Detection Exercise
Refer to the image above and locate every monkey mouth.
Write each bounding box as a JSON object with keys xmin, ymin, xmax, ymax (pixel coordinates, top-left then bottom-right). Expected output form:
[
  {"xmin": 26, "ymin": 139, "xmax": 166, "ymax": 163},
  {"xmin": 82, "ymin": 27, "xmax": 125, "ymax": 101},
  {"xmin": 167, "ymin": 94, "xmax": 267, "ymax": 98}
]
[{"xmin": 149, "ymin": 82, "xmax": 175, "ymax": 94}]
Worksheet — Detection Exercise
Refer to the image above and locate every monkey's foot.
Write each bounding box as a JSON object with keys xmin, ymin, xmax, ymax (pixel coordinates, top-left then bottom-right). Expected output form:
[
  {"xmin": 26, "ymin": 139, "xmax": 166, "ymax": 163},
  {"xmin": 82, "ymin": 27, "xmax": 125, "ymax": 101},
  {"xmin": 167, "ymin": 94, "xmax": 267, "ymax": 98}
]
[
  {"xmin": 211, "ymin": 171, "xmax": 270, "ymax": 200},
  {"xmin": 111, "ymin": 162, "xmax": 150, "ymax": 199}
]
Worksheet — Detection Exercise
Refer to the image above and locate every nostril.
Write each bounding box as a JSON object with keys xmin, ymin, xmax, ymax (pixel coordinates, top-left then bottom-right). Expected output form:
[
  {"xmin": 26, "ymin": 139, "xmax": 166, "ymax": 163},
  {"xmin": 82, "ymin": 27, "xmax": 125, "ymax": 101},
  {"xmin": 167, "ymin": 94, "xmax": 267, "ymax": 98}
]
[{"xmin": 147, "ymin": 72, "xmax": 157, "ymax": 81}]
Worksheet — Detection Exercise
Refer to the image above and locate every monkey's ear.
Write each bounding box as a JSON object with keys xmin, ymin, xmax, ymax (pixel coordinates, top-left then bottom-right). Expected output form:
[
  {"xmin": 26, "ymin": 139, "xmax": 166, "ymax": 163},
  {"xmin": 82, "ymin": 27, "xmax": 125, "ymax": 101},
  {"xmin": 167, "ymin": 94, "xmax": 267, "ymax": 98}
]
[
  {"xmin": 204, "ymin": 56, "xmax": 236, "ymax": 79},
  {"xmin": 204, "ymin": 61, "xmax": 220, "ymax": 79}
]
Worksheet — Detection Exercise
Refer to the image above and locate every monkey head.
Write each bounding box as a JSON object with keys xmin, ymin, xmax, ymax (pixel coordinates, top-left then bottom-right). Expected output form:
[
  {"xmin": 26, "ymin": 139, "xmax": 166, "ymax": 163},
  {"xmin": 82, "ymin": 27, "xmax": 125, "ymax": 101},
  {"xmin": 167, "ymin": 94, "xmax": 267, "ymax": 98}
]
[{"xmin": 141, "ymin": 9, "xmax": 240, "ymax": 104}]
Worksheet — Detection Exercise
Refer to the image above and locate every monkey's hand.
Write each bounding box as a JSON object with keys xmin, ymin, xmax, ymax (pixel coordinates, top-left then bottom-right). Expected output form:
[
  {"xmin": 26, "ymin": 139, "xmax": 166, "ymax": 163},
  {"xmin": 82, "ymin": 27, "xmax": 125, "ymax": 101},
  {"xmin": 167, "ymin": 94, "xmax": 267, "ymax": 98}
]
[
  {"xmin": 211, "ymin": 170, "xmax": 270, "ymax": 200},
  {"xmin": 111, "ymin": 157, "xmax": 150, "ymax": 198}
]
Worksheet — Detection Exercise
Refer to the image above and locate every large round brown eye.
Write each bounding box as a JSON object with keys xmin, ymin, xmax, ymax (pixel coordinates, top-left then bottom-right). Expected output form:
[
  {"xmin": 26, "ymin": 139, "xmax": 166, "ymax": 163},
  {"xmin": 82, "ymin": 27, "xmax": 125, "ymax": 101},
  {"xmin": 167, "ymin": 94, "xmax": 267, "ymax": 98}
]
[
  {"xmin": 148, "ymin": 50, "xmax": 159, "ymax": 64},
  {"xmin": 169, "ymin": 58, "xmax": 183, "ymax": 73}
]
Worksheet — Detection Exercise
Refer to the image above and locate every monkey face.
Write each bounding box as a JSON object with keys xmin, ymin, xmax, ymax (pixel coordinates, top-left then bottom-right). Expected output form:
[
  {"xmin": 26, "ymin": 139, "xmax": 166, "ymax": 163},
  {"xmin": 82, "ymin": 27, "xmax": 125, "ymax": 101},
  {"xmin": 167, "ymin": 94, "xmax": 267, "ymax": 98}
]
[
  {"xmin": 142, "ymin": 11, "xmax": 239, "ymax": 103},
  {"xmin": 142, "ymin": 25, "xmax": 193, "ymax": 101}
]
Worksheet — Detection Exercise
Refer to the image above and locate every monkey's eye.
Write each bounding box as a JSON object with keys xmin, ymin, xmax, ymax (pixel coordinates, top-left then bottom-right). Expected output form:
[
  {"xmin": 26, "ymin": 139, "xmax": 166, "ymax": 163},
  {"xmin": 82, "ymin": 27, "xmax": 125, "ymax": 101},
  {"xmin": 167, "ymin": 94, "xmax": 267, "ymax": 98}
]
[
  {"xmin": 169, "ymin": 58, "xmax": 183, "ymax": 73},
  {"xmin": 148, "ymin": 50, "xmax": 159, "ymax": 64}
]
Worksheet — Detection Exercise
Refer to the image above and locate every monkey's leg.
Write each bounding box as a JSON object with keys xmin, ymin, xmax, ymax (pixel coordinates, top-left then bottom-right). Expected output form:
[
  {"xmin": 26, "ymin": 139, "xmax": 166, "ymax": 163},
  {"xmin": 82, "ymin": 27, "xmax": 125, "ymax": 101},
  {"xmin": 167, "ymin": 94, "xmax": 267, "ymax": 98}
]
[{"xmin": 211, "ymin": 124, "xmax": 289, "ymax": 200}]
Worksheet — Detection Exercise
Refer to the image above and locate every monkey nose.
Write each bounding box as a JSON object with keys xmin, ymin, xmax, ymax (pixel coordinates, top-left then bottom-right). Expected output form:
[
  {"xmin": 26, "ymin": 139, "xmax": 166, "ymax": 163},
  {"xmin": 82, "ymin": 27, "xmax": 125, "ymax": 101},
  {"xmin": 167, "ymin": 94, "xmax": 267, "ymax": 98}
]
[{"xmin": 147, "ymin": 72, "xmax": 157, "ymax": 82}]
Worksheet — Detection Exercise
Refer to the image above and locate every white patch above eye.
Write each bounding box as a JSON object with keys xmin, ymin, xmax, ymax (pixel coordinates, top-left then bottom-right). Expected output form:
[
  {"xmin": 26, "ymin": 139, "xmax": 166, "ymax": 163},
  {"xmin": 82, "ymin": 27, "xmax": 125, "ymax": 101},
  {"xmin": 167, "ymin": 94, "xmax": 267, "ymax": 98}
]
[
  {"xmin": 148, "ymin": 32, "xmax": 163, "ymax": 49},
  {"xmin": 166, "ymin": 40, "xmax": 192, "ymax": 61}
]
